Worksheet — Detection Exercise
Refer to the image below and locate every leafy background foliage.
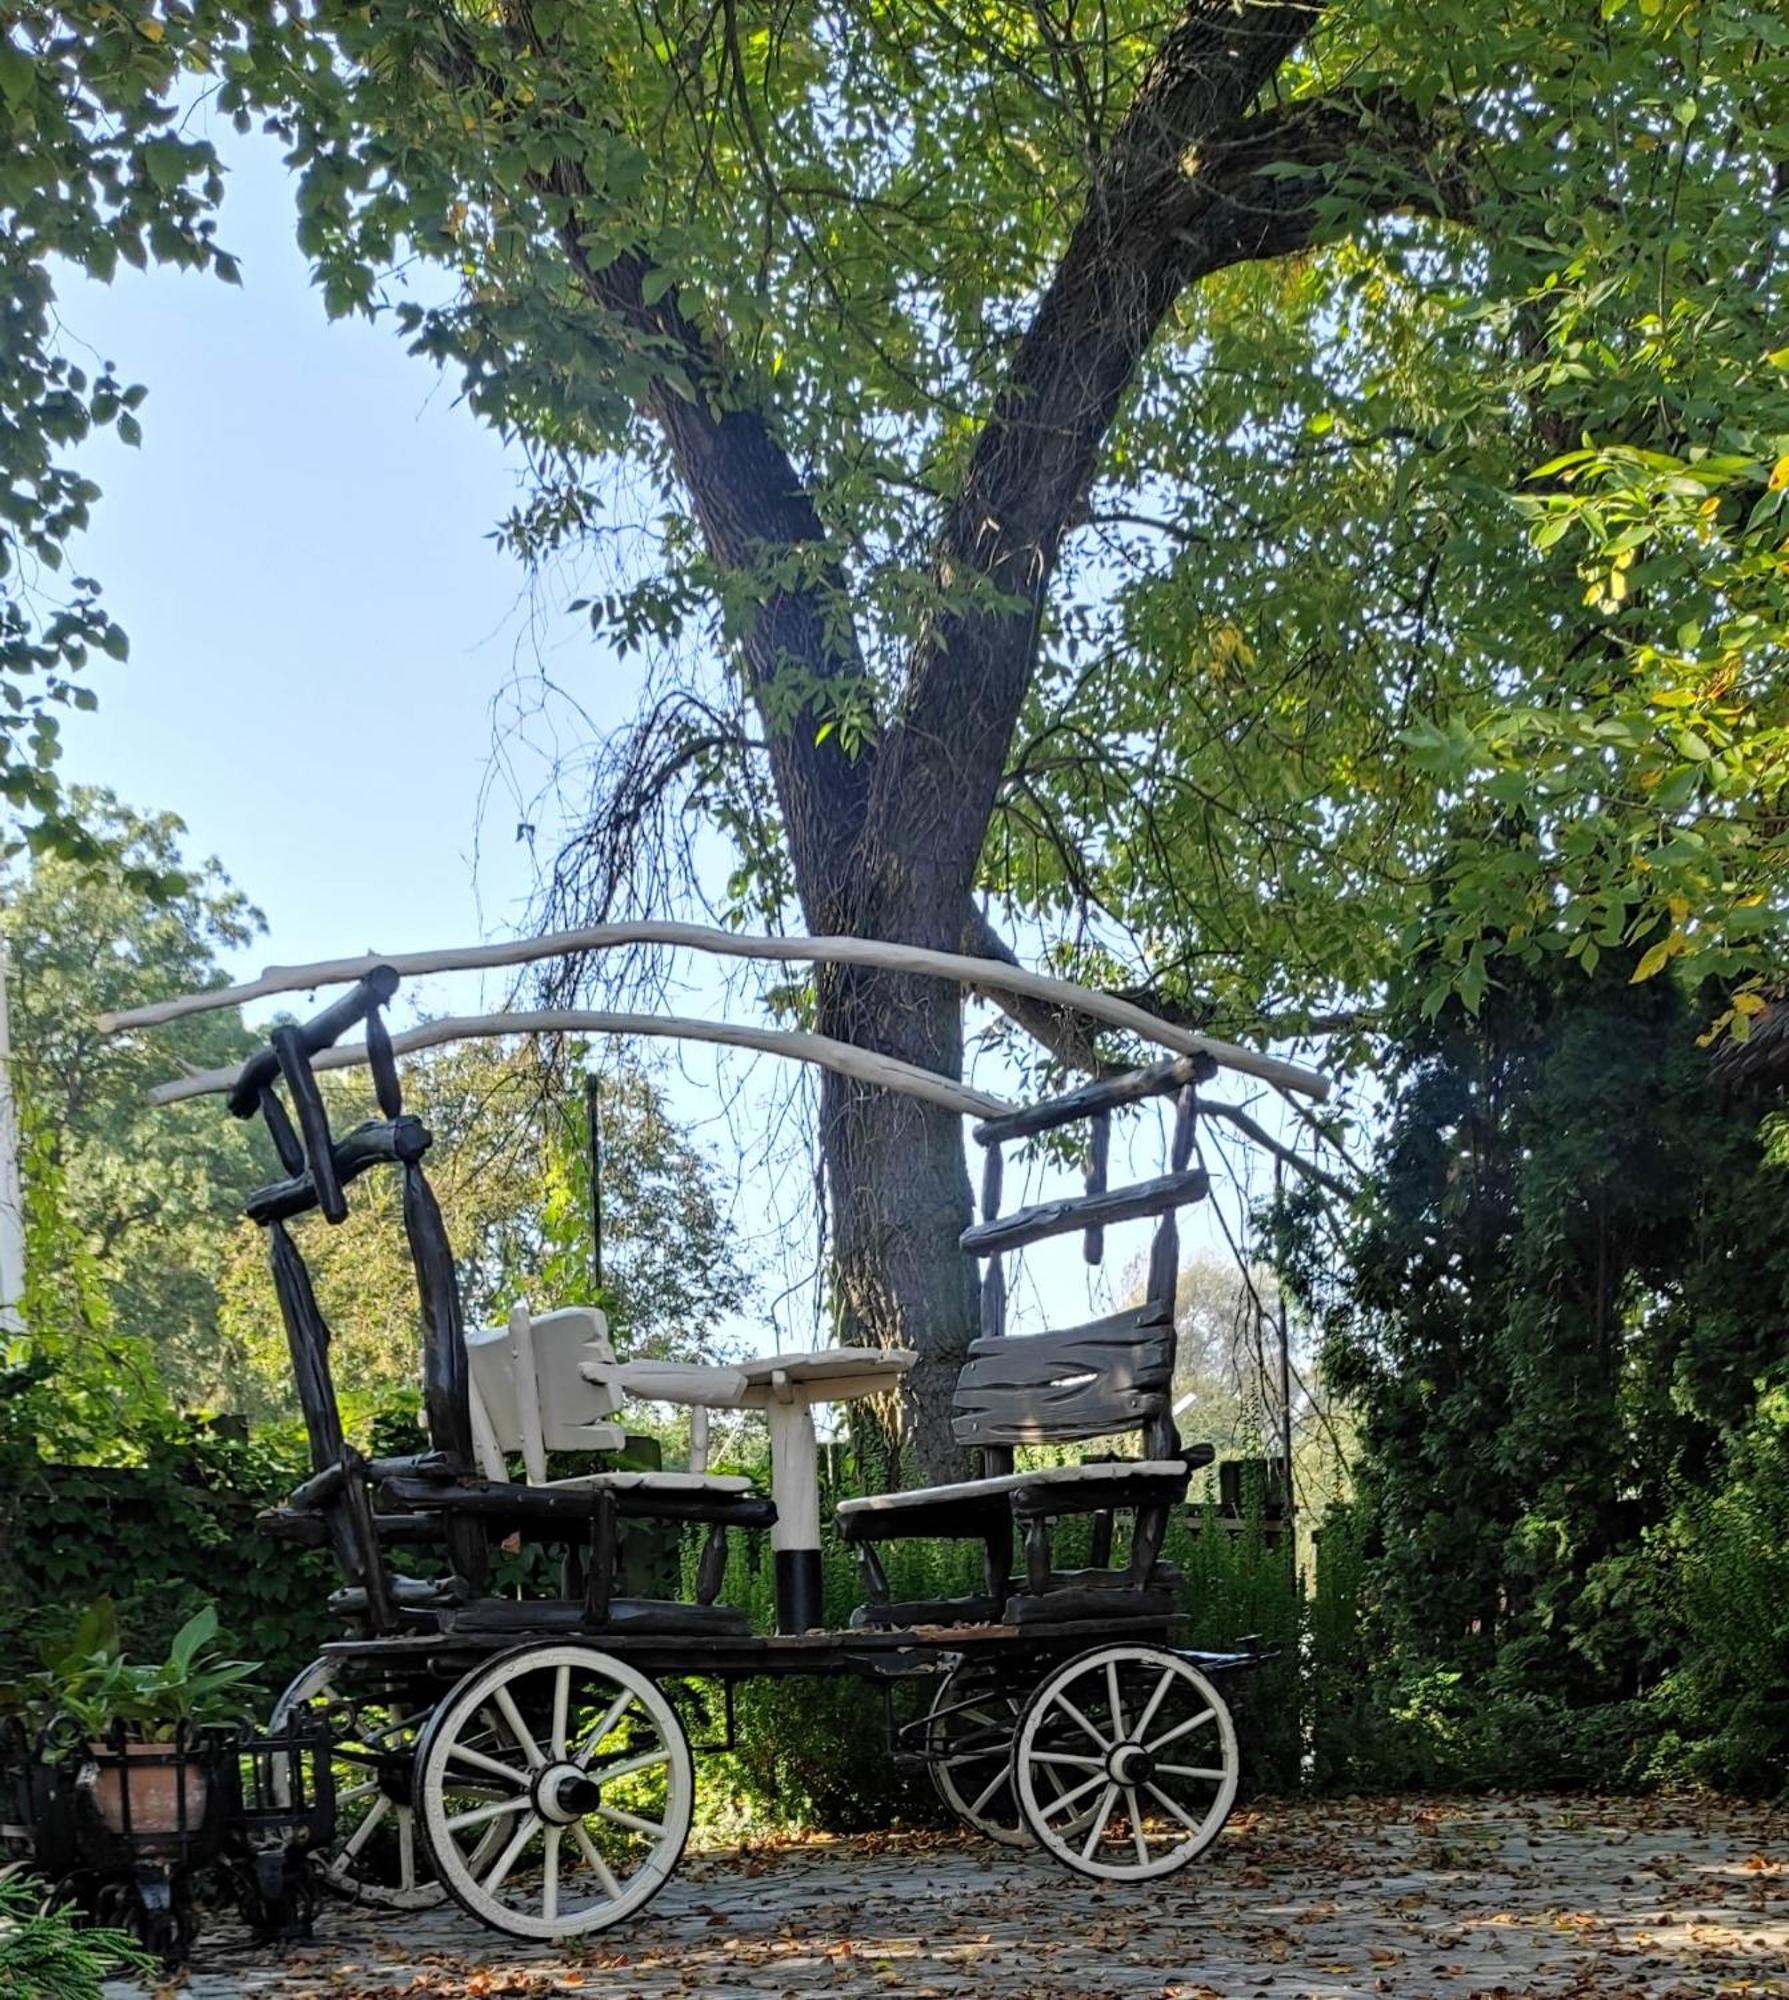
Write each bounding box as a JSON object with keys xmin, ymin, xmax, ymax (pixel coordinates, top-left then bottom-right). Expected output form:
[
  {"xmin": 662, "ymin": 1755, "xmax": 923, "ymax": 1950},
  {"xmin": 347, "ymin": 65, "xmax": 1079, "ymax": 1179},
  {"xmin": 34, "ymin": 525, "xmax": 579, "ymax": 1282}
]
[{"xmin": 1283, "ymin": 936, "xmax": 1789, "ymax": 1795}]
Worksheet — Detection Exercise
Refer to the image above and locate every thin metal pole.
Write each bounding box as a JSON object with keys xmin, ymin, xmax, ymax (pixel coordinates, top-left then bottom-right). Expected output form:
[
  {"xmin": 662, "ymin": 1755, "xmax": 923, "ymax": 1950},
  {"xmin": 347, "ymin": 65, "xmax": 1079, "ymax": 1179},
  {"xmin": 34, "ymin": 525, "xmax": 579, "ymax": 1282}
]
[
  {"xmin": 585, "ymin": 1071, "xmax": 603, "ymax": 1293},
  {"xmin": 0, "ymin": 938, "xmax": 24, "ymax": 1333},
  {"xmin": 1274, "ymin": 1158, "xmax": 1294, "ymax": 1537}
]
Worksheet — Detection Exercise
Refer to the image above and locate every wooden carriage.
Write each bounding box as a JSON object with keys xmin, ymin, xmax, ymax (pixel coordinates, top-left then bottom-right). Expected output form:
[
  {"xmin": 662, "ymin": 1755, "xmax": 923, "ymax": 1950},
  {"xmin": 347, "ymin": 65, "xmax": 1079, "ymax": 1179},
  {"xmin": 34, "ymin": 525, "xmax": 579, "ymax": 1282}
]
[{"xmin": 104, "ymin": 927, "xmax": 1328, "ymax": 1935}]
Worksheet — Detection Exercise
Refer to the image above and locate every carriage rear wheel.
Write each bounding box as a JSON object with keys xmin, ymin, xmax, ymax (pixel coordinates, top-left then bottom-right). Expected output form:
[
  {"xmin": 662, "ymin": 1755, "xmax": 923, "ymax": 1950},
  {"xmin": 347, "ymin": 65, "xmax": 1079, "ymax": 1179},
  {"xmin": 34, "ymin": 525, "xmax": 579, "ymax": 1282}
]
[
  {"xmin": 926, "ymin": 1661, "xmax": 1032, "ymax": 1845},
  {"xmin": 414, "ymin": 1642, "xmax": 693, "ymax": 1940},
  {"xmin": 271, "ymin": 1656, "xmax": 445, "ymax": 1909},
  {"xmin": 1011, "ymin": 1644, "xmax": 1240, "ymax": 1881}
]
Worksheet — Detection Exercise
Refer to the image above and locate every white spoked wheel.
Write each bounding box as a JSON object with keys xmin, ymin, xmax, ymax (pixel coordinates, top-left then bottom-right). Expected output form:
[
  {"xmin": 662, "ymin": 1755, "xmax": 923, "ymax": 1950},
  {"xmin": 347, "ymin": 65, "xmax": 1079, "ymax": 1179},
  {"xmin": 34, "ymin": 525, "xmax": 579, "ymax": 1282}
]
[
  {"xmin": 414, "ymin": 1643, "xmax": 693, "ymax": 1940},
  {"xmin": 927, "ymin": 1661, "xmax": 1032, "ymax": 1846},
  {"xmin": 1012, "ymin": 1645, "xmax": 1240, "ymax": 1881},
  {"xmin": 272, "ymin": 1655, "xmax": 450, "ymax": 1909}
]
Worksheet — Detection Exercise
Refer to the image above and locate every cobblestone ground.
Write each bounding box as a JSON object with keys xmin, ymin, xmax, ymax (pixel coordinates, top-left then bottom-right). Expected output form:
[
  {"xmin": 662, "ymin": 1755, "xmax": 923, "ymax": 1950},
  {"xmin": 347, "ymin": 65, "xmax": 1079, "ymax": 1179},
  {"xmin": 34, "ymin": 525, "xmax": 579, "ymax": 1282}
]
[{"xmin": 113, "ymin": 1795, "xmax": 1788, "ymax": 1998}]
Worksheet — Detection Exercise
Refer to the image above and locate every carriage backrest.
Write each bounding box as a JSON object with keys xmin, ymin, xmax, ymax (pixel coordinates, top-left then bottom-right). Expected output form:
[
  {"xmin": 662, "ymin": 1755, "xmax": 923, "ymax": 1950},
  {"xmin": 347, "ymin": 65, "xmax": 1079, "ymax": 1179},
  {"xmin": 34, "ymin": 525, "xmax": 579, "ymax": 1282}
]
[
  {"xmin": 465, "ymin": 1304, "xmax": 625, "ymax": 1483},
  {"xmin": 961, "ymin": 1058, "xmax": 1212, "ymax": 1474},
  {"xmin": 950, "ymin": 1301, "xmax": 1175, "ymax": 1448}
]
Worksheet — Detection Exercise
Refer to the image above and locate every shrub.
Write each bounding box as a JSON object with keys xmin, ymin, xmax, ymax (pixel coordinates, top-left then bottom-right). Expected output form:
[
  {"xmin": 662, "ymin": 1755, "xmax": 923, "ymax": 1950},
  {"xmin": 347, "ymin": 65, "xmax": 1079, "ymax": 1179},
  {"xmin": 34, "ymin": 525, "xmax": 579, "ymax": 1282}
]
[{"xmin": 0, "ymin": 1869, "xmax": 153, "ymax": 1999}]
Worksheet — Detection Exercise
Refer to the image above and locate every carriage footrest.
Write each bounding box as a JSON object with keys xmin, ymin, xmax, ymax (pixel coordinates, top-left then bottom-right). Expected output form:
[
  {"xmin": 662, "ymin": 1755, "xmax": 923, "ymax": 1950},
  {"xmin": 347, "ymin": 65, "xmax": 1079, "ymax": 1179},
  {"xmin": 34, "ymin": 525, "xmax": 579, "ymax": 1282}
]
[
  {"xmin": 440, "ymin": 1596, "xmax": 753, "ymax": 1639},
  {"xmin": 849, "ymin": 1594, "xmax": 1006, "ymax": 1630},
  {"xmin": 1002, "ymin": 1584, "xmax": 1177, "ymax": 1626}
]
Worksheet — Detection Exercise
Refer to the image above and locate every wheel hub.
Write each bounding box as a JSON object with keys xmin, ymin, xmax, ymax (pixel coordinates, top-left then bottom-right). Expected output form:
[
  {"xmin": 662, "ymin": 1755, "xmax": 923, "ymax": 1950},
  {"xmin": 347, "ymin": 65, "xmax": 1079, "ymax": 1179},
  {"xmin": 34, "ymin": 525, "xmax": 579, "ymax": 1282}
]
[
  {"xmin": 533, "ymin": 1763, "xmax": 603, "ymax": 1825},
  {"xmin": 1109, "ymin": 1742, "xmax": 1156, "ymax": 1786}
]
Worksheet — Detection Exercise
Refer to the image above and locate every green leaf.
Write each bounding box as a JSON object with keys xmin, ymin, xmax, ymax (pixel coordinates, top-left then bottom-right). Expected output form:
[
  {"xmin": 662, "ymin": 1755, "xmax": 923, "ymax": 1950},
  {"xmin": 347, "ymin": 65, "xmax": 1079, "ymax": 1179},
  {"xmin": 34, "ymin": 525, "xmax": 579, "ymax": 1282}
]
[
  {"xmin": 0, "ymin": 44, "xmax": 35, "ymax": 104},
  {"xmin": 1631, "ymin": 938, "xmax": 1675, "ymax": 983},
  {"xmin": 142, "ymin": 139, "xmax": 187, "ymax": 192}
]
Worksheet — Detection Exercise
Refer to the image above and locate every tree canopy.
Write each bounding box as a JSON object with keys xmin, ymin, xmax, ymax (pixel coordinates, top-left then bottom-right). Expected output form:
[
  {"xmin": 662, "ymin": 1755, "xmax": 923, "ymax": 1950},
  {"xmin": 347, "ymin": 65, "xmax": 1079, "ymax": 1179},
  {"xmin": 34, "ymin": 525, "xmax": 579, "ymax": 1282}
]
[
  {"xmin": 188, "ymin": 0, "xmax": 1784, "ymax": 1018},
  {"xmin": 5, "ymin": 0, "xmax": 1786, "ymax": 1466},
  {"xmin": 7, "ymin": 3, "xmax": 1782, "ymax": 1004}
]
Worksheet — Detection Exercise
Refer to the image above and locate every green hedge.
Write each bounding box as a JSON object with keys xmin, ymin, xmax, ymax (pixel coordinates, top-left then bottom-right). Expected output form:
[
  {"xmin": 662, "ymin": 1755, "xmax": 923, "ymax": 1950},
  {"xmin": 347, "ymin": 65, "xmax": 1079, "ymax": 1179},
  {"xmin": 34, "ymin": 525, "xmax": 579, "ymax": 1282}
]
[{"xmin": 0, "ymin": 1419, "xmax": 337, "ymax": 1698}]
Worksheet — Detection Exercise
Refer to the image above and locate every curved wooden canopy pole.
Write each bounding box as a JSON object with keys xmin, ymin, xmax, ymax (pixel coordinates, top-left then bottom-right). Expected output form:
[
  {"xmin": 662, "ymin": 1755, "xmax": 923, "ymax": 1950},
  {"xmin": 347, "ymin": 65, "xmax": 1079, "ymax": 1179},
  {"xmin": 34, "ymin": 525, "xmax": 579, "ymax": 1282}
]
[
  {"xmin": 146, "ymin": 1009, "xmax": 1016, "ymax": 1120},
  {"xmin": 99, "ymin": 920, "xmax": 1332, "ymax": 1101}
]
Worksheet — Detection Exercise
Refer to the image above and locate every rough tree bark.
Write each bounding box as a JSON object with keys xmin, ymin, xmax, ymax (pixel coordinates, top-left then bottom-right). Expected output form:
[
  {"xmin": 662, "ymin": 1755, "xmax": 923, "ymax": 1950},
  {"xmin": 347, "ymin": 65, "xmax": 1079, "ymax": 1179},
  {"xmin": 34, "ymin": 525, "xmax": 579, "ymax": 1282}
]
[{"xmin": 463, "ymin": 0, "xmax": 1460, "ymax": 1478}]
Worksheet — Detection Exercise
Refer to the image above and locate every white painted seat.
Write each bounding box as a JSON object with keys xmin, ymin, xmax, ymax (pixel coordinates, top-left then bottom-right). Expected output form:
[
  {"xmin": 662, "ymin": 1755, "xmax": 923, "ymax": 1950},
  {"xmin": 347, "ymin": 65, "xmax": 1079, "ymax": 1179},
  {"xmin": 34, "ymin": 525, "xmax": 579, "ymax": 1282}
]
[
  {"xmin": 835, "ymin": 1459, "xmax": 1189, "ymax": 1516},
  {"xmin": 465, "ymin": 1304, "xmax": 755, "ymax": 1496}
]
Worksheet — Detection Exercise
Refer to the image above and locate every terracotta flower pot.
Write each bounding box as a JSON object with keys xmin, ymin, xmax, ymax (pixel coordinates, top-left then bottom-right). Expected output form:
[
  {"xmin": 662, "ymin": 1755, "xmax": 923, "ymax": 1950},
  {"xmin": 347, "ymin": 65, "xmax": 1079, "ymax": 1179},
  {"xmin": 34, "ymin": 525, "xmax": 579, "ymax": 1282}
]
[{"xmin": 90, "ymin": 1742, "xmax": 208, "ymax": 1835}]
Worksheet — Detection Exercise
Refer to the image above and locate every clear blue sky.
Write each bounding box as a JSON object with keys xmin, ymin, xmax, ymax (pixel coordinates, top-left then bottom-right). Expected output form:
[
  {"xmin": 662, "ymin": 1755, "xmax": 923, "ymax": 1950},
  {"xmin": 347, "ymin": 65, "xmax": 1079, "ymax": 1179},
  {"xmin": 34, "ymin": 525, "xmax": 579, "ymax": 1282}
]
[
  {"xmin": 55, "ymin": 115, "xmax": 590, "ymax": 974},
  {"xmin": 44, "ymin": 109, "xmax": 1276, "ymax": 1355}
]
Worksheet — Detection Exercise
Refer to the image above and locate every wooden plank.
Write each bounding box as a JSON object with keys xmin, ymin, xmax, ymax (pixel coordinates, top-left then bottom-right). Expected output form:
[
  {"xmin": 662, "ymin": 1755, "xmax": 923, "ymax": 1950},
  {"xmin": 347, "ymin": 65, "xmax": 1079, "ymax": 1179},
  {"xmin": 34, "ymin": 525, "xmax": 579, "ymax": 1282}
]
[
  {"xmin": 951, "ymin": 1306, "xmax": 1175, "ymax": 1447},
  {"xmin": 272, "ymin": 1024, "xmax": 345, "ymax": 1223},
  {"xmin": 382, "ymin": 1474, "xmax": 778, "ymax": 1530},
  {"xmin": 100, "ymin": 921, "xmax": 1333, "ymax": 1100},
  {"xmin": 972, "ymin": 1054, "xmax": 1217, "ymax": 1145},
  {"xmin": 223, "ymin": 967, "xmax": 400, "ymax": 1117},
  {"xmin": 957, "ymin": 1168, "xmax": 1208, "ymax": 1258}
]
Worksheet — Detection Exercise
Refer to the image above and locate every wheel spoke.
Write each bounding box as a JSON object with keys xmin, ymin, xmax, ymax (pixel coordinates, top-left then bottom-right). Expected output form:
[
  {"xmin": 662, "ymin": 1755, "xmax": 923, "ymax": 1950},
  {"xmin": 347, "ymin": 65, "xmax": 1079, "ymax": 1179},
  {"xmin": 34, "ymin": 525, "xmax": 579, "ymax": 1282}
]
[
  {"xmin": 1037, "ymin": 1769, "xmax": 1107, "ymax": 1822},
  {"xmin": 446, "ymin": 1793, "xmax": 535, "ymax": 1835},
  {"xmin": 1027, "ymin": 1750, "xmax": 1103, "ymax": 1770},
  {"xmin": 550, "ymin": 1665, "xmax": 570, "ymax": 1761},
  {"xmin": 541, "ymin": 1825, "xmax": 561, "ymax": 1922},
  {"xmin": 1156, "ymin": 1762, "xmax": 1230, "ymax": 1781},
  {"xmin": 572, "ymin": 1689, "xmax": 634, "ymax": 1767},
  {"xmin": 481, "ymin": 1811, "xmax": 542, "ymax": 1896},
  {"xmin": 1106, "ymin": 1660, "xmax": 1128, "ymax": 1741},
  {"xmin": 596, "ymin": 1802, "xmax": 665, "ymax": 1838},
  {"xmin": 589, "ymin": 1746, "xmax": 670, "ymax": 1786},
  {"xmin": 1145, "ymin": 1780, "xmax": 1207, "ymax": 1835},
  {"xmin": 1080, "ymin": 1783, "xmax": 1119, "ymax": 1861},
  {"xmin": 1124, "ymin": 1787, "xmax": 1150, "ymax": 1867},
  {"xmin": 1134, "ymin": 1667, "xmax": 1177, "ymax": 1743},
  {"xmin": 571, "ymin": 1822, "xmax": 622, "ymax": 1899},
  {"xmin": 1147, "ymin": 1706, "xmax": 1215, "ymax": 1754},
  {"xmin": 340, "ymin": 1793, "xmax": 390, "ymax": 1862},
  {"xmin": 446, "ymin": 1741, "xmax": 530, "ymax": 1789},
  {"xmin": 492, "ymin": 1686, "xmax": 547, "ymax": 1770},
  {"xmin": 1051, "ymin": 1692, "xmax": 1113, "ymax": 1755},
  {"xmin": 968, "ymin": 1766, "xmax": 1008, "ymax": 1817}
]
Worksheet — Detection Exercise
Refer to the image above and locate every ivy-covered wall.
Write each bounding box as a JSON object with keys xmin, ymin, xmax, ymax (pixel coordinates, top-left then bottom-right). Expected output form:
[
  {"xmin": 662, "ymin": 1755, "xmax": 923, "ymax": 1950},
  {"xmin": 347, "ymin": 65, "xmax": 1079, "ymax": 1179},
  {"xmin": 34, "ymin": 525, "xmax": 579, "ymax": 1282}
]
[{"xmin": 0, "ymin": 1420, "xmax": 336, "ymax": 1694}]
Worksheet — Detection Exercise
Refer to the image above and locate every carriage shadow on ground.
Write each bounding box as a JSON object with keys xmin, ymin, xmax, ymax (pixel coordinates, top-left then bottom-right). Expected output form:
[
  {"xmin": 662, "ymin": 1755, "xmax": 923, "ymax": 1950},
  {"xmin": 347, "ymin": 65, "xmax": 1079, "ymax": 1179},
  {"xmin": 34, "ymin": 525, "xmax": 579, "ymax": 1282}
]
[{"xmin": 105, "ymin": 1793, "xmax": 1787, "ymax": 1999}]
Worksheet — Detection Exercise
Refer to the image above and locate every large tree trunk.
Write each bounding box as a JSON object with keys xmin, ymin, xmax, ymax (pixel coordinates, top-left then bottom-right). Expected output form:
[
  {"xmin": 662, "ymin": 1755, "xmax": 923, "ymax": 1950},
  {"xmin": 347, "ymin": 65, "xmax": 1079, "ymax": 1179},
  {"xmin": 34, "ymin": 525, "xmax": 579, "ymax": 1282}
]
[
  {"xmin": 498, "ymin": 0, "xmax": 1449, "ymax": 1472},
  {"xmin": 815, "ymin": 955, "xmax": 978, "ymax": 1486}
]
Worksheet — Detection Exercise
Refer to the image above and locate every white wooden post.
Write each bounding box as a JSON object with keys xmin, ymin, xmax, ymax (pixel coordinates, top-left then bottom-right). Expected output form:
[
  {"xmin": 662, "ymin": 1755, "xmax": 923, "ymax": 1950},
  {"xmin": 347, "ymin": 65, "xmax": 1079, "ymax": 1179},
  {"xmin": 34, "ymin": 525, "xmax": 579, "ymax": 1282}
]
[{"xmin": 0, "ymin": 938, "xmax": 25, "ymax": 1334}]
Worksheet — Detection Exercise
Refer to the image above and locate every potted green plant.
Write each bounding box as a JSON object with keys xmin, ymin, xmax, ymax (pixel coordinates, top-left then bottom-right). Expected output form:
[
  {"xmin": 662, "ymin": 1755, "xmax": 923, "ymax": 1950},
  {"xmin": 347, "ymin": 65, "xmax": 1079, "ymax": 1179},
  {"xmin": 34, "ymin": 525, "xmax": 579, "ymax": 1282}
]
[{"xmin": 23, "ymin": 1602, "xmax": 258, "ymax": 1835}]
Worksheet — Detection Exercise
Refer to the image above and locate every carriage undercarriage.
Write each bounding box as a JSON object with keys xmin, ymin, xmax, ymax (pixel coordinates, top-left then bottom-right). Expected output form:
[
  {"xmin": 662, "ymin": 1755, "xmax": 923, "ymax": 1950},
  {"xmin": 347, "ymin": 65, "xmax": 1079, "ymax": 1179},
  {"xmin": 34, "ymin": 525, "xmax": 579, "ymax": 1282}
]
[
  {"xmin": 274, "ymin": 1620, "xmax": 1251, "ymax": 1933},
  {"xmin": 102, "ymin": 927, "xmax": 1326, "ymax": 1942}
]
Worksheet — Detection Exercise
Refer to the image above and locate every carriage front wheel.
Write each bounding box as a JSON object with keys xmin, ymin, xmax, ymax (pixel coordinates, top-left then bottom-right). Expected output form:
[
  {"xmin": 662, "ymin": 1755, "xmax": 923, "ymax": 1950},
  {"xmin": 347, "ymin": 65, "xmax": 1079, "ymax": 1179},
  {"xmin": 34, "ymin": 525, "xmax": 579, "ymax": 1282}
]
[
  {"xmin": 413, "ymin": 1642, "xmax": 693, "ymax": 1940},
  {"xmin": 1011, "ymin": 1644, "xmax": 1240, "ymax": 1881}
]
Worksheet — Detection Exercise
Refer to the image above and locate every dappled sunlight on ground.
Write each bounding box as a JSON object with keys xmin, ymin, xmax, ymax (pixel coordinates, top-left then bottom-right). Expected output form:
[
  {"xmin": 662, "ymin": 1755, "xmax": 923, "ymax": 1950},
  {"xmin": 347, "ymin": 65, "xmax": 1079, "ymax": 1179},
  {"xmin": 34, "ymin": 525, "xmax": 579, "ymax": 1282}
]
[{"xmin": 113, "ymin": 1795, "xmax": 1787, "ymax": 1998}]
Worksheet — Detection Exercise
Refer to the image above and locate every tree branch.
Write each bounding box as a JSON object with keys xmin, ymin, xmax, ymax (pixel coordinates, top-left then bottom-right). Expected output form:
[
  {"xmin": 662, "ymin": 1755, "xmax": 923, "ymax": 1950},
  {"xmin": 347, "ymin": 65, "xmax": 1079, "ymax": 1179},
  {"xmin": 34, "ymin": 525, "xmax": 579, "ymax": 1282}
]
[
  {"xmin": 862, "ymin": 3, "xmax": 1336, "ymax": 919},
  {"xmin": 956, "ymin": 903, "xmax": 1106, "ymax": 1072},
  {"xmin": 860, "ymin": 11, "xmax": 1474, "ymax": 930},
  {"xmin": 430, "ymin": 3, "xmax": 875, "ymax": 922}
]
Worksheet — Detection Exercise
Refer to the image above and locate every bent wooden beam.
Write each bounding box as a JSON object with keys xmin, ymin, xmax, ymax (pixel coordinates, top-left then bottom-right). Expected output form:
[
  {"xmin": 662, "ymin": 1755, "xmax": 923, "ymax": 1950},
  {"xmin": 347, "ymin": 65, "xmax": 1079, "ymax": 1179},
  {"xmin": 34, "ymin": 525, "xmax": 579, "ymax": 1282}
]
[
  {"xmin": 957, "ymin": 1167, "xmax": 1211, "ymax": 1258},
  {"xmin": 97, "ymin": 920, "xmax": 1331, "ymax": 1099},
  {"xmin": 146, "ymin": 1008, "xmax": 1016, "ymax": 1120}
]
